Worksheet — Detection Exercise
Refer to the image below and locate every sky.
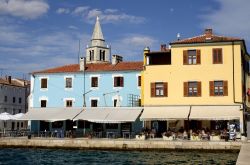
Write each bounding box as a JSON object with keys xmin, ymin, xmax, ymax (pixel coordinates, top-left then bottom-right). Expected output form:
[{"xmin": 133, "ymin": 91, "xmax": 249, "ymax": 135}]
[{"xmin": 0, "ymin": 0, "xmax": 250, "ymax": 79}]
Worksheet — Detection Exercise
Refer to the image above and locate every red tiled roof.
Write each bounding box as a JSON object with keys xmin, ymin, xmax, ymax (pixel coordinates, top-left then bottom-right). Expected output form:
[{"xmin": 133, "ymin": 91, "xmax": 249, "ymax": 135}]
[
  {"xmin": 32, "ymin": 61, "xmax": 143, "ymax": 74},
  {"xmin": 170, "ymin": 29, "xmax": 242, "ymax": 45}
]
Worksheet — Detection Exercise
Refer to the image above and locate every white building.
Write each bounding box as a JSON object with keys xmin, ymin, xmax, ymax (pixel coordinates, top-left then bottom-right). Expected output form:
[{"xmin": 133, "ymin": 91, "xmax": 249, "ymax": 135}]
[{"xmin": 0, "ymin": 76, "xmax": 29, "ymax": 131}]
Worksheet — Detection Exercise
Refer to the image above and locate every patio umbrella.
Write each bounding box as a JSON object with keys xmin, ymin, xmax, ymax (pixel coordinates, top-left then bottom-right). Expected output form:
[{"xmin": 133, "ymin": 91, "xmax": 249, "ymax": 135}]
[
  {"xmin": 0, "ymin": 112, "xmax": 15, "ymax": 120},
  {"xmin": 13, "ymin": 113, "xmax": 24, "ymax": 120}
]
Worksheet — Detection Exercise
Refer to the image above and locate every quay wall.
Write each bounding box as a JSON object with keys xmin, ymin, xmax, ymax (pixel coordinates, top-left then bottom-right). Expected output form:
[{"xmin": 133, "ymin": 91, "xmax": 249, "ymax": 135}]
[{"xmin": 0, "ymin": 138, "xmax": 242, "ymax": 151}]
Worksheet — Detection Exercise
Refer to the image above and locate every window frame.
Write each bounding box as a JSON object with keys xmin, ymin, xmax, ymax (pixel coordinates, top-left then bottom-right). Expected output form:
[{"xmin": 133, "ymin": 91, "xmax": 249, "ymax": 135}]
[
  {"xmin": 65, "ymin": 77, "xmax": 72, "ymax": 89},
  {"xmin": 214, "ymin": 81, "xmax": 224, "ymax": 96},
  {"xmin": 213, "ymin": 48, "xmax": 223, "ymax": 64},
  {"xmin": 91, "ymin": 77, "xmax": 98, "ymax": 88},
  {"xmin": 40, "ymin": 100, "xmax": 47, "ymax": 108},
  {"xmin": 151, "ymin": 82, "xmax": 168, "ymax": 97},
  {"xmin": 40, "ymin": 78, "xmax": 48, "ymax": 89},
  {"xmin": 188, "ymin": 82, "xmax": 198, "ymax": 96},
  {"xmin": 188, "ymin": 50, "xmax": 197, "ymax": 65},
  {"xmin": 114, "ymin": 76, "xmax": 124, "ymax": 87},
  {"xmin": 91, "ymin": 99, "xmax": 98, "ymax": 107},
  {"xmin": 66, "ymin": 100, "xmax": 73, "ymax": 107}
]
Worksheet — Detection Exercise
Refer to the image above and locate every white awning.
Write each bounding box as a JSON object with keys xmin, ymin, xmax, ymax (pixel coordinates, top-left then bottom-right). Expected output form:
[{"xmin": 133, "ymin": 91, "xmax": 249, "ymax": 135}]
[
  {"xmin": 74, "ymin": 107, "xmax": 143, "ymax": 123},
  {"xmin": 189, "ymin": 105, "xmax": 242, "ymax": 120},
  {"xmin": 140, "ymin": 106, "xmax": 190, "ymax": 121},
  {"xmin": 19, "ymin": 107, "xmax": 82, "ymax": 122}
]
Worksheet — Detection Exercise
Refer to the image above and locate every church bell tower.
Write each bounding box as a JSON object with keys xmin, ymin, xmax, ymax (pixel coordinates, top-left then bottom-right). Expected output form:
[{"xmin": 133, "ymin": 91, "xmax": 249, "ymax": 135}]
[{"xmin": 86, "ymin": 16, "xmax": 110, "ymax": 63}]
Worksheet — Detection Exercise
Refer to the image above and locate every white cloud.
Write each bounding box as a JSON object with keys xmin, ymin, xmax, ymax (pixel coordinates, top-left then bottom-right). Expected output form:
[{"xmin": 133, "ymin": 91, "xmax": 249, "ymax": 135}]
[
  {"xmin": 56, "ymin": 8, "xmax": 70, "ymax": 14},
  {"xmin": 200, "ymin": 0, "xmax": 250, "ymax": 41},
  {"xmin": 68, "ymin": 25, "xmax": 78, "ymax": 30},
  {"xmin": 111, "ymin": 34, "xmax": 158, "ymax": 61},
  {"xmin": 104, "ymin": 9, "xmax": 118, "ymax": 13},
  {"xmin": 86, "ymin": 8, "xmax": 145, "ymax": 24},
  {"xmin": 56, "ymin": 5, "xmax": 145, "ymax": 24},
  {"xmin": 0, "ymin": 0, "xmax": 49, "ymax": 19},
  {"xmin": 0, "ymin": 19, "xmax": 90, "ymax": 76},
  {"xmin": 72, "ymin": 6, "xmax": 89, "ymax": 15}
]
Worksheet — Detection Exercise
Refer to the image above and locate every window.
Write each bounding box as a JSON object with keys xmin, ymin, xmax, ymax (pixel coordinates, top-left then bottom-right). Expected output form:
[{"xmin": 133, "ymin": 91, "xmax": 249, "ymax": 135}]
[
  {"xmin": 90, "ymin": 50, "xmax": 94, "ymax": 61},
  {"xmin": 65, "ymin": 77, "xmax": 72, "ymax": 88},
  {"xmin": 210, "ymin": 81, "xmax": 228, "ymax": 96},
  {"xmin": 213, "ymin": 48, "xmax": 223, "ymax": 64},
  {"xmin": 184, "ymin": 82, "xmax": 201, "ymax": 97},
  {"xmin": 19, "ymin": 109, "xmax": 21, "ymax": 113},
  {"xmin": 41, "ymin": 78, "xmax": 47, "ymax": 89},
  {"xmin": 138, "ymin": 76, "xmax": 141, "ymax": 87},
  {"xmin": 188, "ymin": 82, "xmax": 198, "ymax": 96},
  {"xmin": 21, "ymin": 122, "xmax": 23, "ymax": 128},
  {"xmin": 114, "ymin": 77, "xmax": 124, "ymax": 87},
  {"xmin": 41, "ymin": 100, "xmax": 47, "ymax": 108},
  {"xmin": 100, "ymin": 50, "xmax": 105, "ymax": 61},
  {"xmin": 13, "ymin": 97, "xmax": 15, "ymax": 103},
  {"xmin": 91, "ymin": 99, "xmax": 98, "ymax": 107},
  {"xmin": 19, "ymin": 97, "xmax": 22, "ymax": 104},
  {"xmin": 4, "ymin": 108, "xmax": 7, "ymax": 112},
  {"xmin": 13, "ymin": 109, "xmax": 15, "ymax": 115},
  {"xmin": 183, "ymin": 49, "xmax": 201, "ymax": 65},
  {"xmin": 91, "ymin": 77, "xmax": 98, "ymax": 87},
  {"xmin": 151, "ymin": 82, "xmax": 168, "ymax": 97},
  {"xmin": 4, "ymin": 96, "xmax": 7, "ymax": 102},
  {"xmin": 113, "ymin": 99, "xmax": 117, "ymax": 107},
  {"xmin": 66, "ymin": 100, "xmax": 73, "ymax": 107}
]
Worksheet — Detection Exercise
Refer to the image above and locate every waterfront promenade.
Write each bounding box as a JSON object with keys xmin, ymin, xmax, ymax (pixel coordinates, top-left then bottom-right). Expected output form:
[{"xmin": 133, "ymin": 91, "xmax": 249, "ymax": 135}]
[
  {"xmin": 236, "ymin": 143, "xmax": 250, "ymax": 165},
  {"xmin": 0, "ymin": 137, "xmax": 242, "ymax": 150}
]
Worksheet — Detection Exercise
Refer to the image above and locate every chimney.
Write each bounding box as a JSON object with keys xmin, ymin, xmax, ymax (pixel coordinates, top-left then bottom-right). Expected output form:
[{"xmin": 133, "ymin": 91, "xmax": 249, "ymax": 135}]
[
  {"xmin": 160, "ymin": 44, "xmax": 167, "ymax": 51},
  {"xmin": 8, "ymin": 76, "xmax": 11, "ymax": 84},
  {"xmin": 79, "ymin": 57, "xmax": 86, "ymax": 71},
  {"xmin": 205, "ymin": 28, "xmax": 213, "ymax": 40},
  {"xmin": 112, "ymin": 55, "xmax": 123, "ymax": 65}
]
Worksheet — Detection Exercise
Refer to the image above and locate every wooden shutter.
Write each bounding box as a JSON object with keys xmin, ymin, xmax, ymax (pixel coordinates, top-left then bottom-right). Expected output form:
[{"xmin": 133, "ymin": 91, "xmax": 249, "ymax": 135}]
[
  {"xmin": 184, "ymin": 82, "xmax": 188, "ymax": 97},
  {"xmin": 163, "ymin": 82, "xmax": 168, "ymax": 97},
  {"xmin": 223, "ymin": 81, "xmax": 228, "ymax": 96},
  {"xmin": 151, "ymin": 83, "xmax": 155, "ymax": 97},
  {"xmin": 196, "ymin": 49, "xmax": 201, "ymax": 64},
  {"xmin": 219, "ymin": 49, "xmax": 223, "ymax": 64},
  {"xmin": 212, "ymin": 49, "xmax": 216, "ymax": 64},
  {"xmin": 183, "ymin": 50, "xmax": 188, "ymax": 65},
  {"xmin": 209, "ymin": 81, "xmax": 214, "ymax": 96},
  {"xmin": 138, "ymin": 76, "xmax": 141, "ymax": 87},
  {"xmin": 120, "ymin": 77, "xmax": 124, "ymax": 87},
  {"xmin": 197, "ymin": 81, "xmax": 202, "ymax": 97}
]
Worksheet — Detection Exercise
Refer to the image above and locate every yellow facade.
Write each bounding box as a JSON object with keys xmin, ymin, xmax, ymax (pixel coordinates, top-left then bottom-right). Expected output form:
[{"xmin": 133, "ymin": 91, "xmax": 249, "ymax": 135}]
[{"xmin": 142, "ymin": 42, "xmax": 246, "ymax": 106}]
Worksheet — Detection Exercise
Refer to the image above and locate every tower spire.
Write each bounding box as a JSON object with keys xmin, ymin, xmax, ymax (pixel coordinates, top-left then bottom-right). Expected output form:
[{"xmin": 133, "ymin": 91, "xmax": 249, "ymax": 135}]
[{"xmin": 91, "ymin": 16, "xmax": 104, "ymax": 41}]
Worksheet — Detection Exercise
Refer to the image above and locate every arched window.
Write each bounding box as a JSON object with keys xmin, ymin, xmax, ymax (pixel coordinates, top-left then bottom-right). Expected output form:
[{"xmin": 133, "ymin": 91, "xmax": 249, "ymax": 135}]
[{"xmin": 91, "ymin": 50, "xmax": 94, "ymax": 61}]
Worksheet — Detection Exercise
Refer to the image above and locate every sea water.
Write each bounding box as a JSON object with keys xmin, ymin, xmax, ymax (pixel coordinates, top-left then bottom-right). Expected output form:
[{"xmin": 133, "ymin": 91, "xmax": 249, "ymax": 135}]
[{"xmin": 0, "ymin": 148, "xmax": 238, "ymax": 164}]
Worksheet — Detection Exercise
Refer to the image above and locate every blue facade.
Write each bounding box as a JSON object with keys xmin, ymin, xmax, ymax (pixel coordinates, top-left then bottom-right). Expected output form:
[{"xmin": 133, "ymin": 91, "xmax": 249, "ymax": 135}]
[{"xmin": 32, "ymin": 71, "xmax": 141, "ymax": 108}]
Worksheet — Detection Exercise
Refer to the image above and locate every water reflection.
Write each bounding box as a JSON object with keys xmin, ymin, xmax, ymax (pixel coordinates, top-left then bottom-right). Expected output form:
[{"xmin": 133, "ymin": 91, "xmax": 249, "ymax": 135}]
[{"xmin": 0, "ymin": 148, "xmax": 238, "ymax": 164}]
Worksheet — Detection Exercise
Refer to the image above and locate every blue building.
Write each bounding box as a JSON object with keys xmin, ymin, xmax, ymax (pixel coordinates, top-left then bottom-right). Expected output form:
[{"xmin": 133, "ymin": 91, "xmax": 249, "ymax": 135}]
[{"xmin": 25, "ymin": 17, "xmax": 143, "ymax": 137}]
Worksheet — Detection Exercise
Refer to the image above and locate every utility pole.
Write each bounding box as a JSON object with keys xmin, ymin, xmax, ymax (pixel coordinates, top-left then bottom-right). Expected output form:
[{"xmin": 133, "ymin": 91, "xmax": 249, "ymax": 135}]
[{"xmin": 83, "ymin": 90, "xmax": 92, "ymax": 107}]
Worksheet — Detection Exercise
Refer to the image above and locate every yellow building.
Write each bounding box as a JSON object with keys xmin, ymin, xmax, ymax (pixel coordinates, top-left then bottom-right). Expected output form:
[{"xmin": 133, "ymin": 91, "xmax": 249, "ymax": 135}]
[{"xmin": 141, "ymin": 29, "xmax": 249, "ymax": 135}]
